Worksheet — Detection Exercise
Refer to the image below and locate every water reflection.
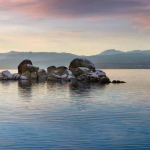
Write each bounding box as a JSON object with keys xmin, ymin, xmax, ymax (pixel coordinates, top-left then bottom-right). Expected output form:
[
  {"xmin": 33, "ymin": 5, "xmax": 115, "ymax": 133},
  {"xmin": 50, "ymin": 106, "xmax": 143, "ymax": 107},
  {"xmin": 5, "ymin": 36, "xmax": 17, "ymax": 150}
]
[
  {"xmin": 18, "ymin": 80, "xmax": 35, "ymax": 99},
  {"xmin": 0, "ymin": 70, "xmax": 150, "ymax": 150},
  {"xmin": 70, "ymin": 80, "xmax": 106, "ymax": 94}
]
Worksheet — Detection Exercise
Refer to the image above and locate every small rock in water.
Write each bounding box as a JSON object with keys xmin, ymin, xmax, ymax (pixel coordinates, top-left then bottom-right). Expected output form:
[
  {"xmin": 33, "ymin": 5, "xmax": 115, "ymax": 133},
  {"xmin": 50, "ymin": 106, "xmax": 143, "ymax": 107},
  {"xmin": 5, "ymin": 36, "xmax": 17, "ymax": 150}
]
[{"xmin": 112, "ymin": 80, "xmax": 126, "ymax": 83}]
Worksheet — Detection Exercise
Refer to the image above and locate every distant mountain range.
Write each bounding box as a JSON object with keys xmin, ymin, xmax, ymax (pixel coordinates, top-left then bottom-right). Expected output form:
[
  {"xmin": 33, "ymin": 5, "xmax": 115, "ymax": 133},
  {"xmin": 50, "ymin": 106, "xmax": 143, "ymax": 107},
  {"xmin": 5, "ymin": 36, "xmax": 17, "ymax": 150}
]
[
  {"xmin": 0, "ymin": 49, "xmax": 150, "ymax": 69},
  {"xmin": 99, "ymin": 49, "xmax": 150, "ymax": 55}
]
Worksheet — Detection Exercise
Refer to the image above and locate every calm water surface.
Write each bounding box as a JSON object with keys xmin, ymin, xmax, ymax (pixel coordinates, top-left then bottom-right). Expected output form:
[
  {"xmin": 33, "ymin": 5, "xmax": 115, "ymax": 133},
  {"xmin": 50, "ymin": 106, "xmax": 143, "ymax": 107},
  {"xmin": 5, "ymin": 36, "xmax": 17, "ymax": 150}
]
[{"xmin": 0, "ymin": 69, "xmax": 150, "ymax": 150}]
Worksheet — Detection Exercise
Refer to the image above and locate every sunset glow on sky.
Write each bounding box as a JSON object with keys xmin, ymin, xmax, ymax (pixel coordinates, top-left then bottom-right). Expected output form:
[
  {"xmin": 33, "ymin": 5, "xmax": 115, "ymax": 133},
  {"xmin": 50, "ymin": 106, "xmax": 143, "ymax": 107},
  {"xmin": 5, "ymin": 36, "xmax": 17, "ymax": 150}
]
[{"xmin": 0, "ymin": 0, "xmax": 150, "ymax": 55}]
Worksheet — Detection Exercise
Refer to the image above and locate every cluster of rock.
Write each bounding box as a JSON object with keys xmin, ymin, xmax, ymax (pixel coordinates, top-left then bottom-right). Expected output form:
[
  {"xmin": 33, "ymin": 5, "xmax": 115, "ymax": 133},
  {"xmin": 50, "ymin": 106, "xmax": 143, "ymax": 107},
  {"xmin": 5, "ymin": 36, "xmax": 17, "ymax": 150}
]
[
  {"xmin": 69, "ymin": 58, "xmax": 110, "ymax": 83},
  {"xmin": 0, "ymin": 58, "xmax": 125, "ymax": 84},
  {"xmin": 0, "ymin": 71, "xmax": 20, "ymax": 80},
  {"xmin": 47, "ymin": 66, "xmax": 75, "ymax": 81}
]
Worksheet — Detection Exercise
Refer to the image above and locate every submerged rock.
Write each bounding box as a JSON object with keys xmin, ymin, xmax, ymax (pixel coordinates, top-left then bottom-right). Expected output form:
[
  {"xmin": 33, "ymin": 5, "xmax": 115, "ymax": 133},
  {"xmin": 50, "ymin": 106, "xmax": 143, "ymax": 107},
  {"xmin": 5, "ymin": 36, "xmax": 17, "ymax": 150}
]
[
  {"xmin": 18, "ymin": 59, "xmax": 33, "ymax": 74},
  {"xmin": 69, "ymin": 58, "xmax": 95, "ymax": 76}
]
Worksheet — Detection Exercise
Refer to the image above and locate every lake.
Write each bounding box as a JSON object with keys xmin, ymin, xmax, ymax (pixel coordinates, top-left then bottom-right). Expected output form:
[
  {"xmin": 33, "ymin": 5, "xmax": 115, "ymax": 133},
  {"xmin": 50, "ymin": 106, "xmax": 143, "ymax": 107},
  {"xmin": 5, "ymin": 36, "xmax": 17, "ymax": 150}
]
[{"xmin": 0, "ymin": 69, "xmax": 150, "ymax": 150}]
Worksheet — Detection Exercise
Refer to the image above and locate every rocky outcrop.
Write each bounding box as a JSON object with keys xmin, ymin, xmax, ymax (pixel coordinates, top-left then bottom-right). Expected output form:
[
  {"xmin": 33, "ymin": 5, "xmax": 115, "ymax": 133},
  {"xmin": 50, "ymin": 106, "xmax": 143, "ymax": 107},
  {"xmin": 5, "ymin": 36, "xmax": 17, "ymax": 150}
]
[
  {"xmin": 69, "ymin": 58, "xmax": 95, "ymax": 76},
  {"xmin": 0, "ymin": 58, "xmax": 125, "ymax": 84},
  {"xmin": 18, "ymin": 60, "xmax": 32, "ymax": 74}
]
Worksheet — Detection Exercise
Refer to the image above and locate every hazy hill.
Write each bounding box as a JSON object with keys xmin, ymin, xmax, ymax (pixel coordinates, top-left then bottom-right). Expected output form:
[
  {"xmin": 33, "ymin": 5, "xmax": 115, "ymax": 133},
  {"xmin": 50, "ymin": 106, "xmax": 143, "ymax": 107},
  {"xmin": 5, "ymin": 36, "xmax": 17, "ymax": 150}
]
[
  {"xmin": 99, "ymin": 49, "xmax": 124, "ymax": 55},
  {"xmin": 0, "ymin": 50, "xmax": 150, "ymax": 69}
]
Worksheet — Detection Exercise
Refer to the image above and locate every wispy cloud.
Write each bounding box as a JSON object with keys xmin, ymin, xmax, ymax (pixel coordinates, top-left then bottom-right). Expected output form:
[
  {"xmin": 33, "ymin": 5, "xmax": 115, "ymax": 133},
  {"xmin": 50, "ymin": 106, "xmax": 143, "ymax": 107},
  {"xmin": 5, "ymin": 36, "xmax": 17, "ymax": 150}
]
[{"xmin": 0, "ymin": 0, "xmax": 150, "ymax": 28}]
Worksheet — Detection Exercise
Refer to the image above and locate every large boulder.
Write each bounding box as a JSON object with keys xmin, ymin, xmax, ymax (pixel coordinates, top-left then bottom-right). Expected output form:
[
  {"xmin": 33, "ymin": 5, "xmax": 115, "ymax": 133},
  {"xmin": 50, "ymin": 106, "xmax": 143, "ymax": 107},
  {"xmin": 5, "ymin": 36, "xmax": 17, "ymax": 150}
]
[
  {"xmin": 69, "ymin": 58, "xmax": 95, "ymax": 76},
  {"xmin": 18, "ymin": 60, "xmax": 32, "ymax": 74}
]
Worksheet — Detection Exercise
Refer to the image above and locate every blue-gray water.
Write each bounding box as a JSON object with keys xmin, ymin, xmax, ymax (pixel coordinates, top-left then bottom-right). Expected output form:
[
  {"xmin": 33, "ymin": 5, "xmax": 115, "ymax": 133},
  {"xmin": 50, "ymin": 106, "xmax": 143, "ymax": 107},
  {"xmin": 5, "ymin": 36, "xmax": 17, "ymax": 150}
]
[{"xmin": 0, "ymin": 69, "xmax": 150, "ymax": 150}]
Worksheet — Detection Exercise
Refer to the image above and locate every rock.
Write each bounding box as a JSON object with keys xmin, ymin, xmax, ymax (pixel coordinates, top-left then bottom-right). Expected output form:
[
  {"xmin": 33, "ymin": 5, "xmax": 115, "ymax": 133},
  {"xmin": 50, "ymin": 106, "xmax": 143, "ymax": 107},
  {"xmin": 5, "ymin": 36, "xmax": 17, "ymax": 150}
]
[
  {"xmin": 112, "ymin": 80, "xmax": 126, "ymax": 83},
  {"xmin": 20, "ymin": 76, "xmax": 28, "ymax": 80},
  {"xmin": 18, "ymin": 59, "xmax": 32, "ymax": 74},
  {"xmin": 2, "ymin": 70, "xmax": 13, "ymax": 80},
  {"xmin": 12, "ymin": 73, "xmax": 20, "ymax": 80},
  {"xmin": 74, "ymin": 67, "xmax": 90, "ymax": 76},
  {"xmin": 31, "ymin": 72, "xmax": 37, "ymax": 79},
  {"xmin": 21, "ymin": 71, "xmax": 31, "ymax": 79},
  {"xmin": 88, "ymin": 70, "xmax": 106, "ymax": 77},
  {"xmin": 38, "ymin": 75, "xmax": 47, "ymax": 80},
  {"xmin": 47, "ymin": 76, "xmax": 58, "ymax": 81},
  {"xmin": 76, "ymin": 69, "xmax": 107, "ymax": 83},
  {"xmin": 22, "ymin": 64, "xmax": 36, "ymax": 73},
  {"xmin": 57, "ymin": 66, "xmax": 68, "ymax": 75},
  {"xmin": 99, "ymin": 76, "xmax": 111, "ymax": 84},
  {"xmin": 34, "ymin": 67, "xmax": 39, "ymax": 72},
  {"xmin": 48, "ymin": 74, "xmax": 62, "ymax": 80},
  {"xmin": 0, "ymin": 73, "xmax": 3, "ymax": 80},
  {"xmin": 47, "ymin": 66, "xmax": 57, "ymax": 74},
  {"xmin": 47, "ymin": 67, "xmax": 75, "ymax": 81},
  {"xmin": 69, "ymin": 58, "xmax": 95, "ymax": 76},
  {"xmin": 38, "ymin": 69, "xmax": 46, "ymax": 77}
]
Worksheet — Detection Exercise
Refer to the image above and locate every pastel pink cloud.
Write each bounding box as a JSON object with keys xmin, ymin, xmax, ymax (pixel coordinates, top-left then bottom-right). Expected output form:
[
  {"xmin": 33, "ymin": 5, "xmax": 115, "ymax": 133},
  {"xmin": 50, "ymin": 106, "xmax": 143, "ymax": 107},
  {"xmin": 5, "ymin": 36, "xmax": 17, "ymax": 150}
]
[{"xmin": 0, "ymin": 0, "xmax": 150, "ymax": 28}]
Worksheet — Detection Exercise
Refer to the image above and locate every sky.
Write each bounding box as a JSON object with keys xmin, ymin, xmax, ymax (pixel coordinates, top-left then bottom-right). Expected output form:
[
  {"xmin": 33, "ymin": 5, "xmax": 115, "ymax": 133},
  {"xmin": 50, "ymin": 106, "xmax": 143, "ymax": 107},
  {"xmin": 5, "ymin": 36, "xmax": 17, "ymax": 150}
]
[{"xmin": 0, "ymin": 0, "xmax": 150, "ymax": 55}]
